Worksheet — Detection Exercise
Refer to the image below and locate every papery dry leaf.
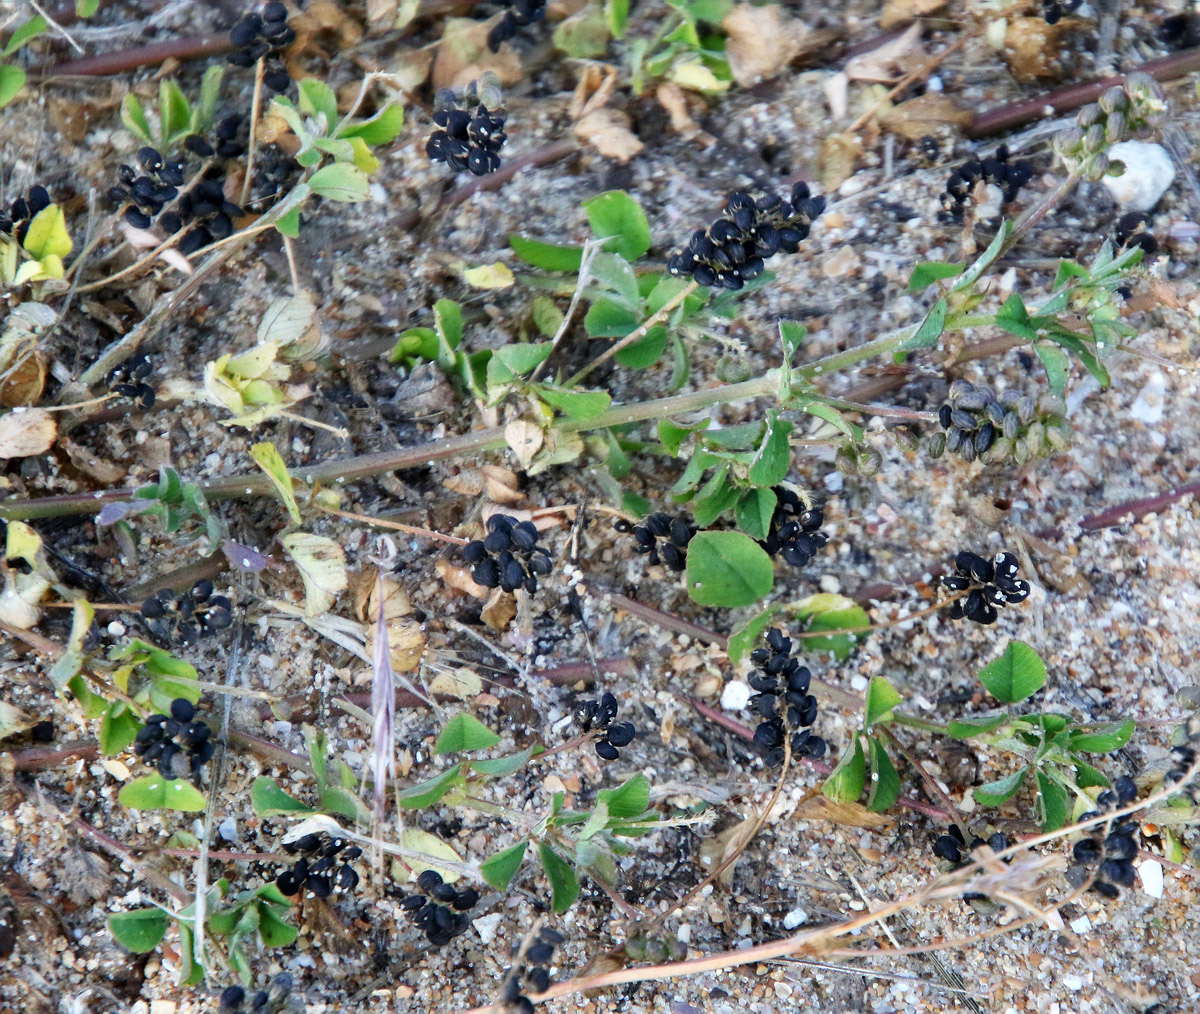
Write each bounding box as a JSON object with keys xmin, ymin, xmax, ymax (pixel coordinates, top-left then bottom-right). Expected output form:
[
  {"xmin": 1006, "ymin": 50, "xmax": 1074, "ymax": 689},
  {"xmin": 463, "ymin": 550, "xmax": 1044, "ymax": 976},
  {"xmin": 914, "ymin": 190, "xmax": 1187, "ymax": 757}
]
[
  {"xmin": 880, "ymin": 0, "xmax": 947, "ymax": 30},
  {"xmin": 877, "ymin": 93, "xmax": 971, "ymax": 141},
  {"xmin": 0, "ymin": 701, "xmax": 38, "ymax": 741},
  {"xmin": 443, "ymin": 468, "xmax": 485, "ymax": 496},
  {"xmin": 435, "ymin": 558, "xmax": 490, "ymax": 600},
  {"xmin": 480, "ymin": 587, "xmax": 516, "ymax": 631},
  {"xmin": 505, "ymin": 419, "xmax": 543, "ymax": 471},
  {"xmin": 845, "ymin": 21, "xmax": 921, "ymax": 82},
  {"xmin": 569, "ymin": 63, "xmax": 620, "ymax": 121},
  {"xmin": 432, "ymin": 17, "xmax": 524, "ymax": 92},
  {"xmin": 794, "ymin": 795, "xmax": 895, "ymax": 829},
  {"xmin": 428, "ymin": 666, "xmax": 484, "ymax": 699},
  {"xmin": 60, "ymin": 436, "xmax": 126, "ymax": 484},
  {"xmin": 0, "ymin": 408, "xmax": 56, "ymax": 459},
  {"xmin": 1004, "ymin": 17, "xmax": 1066, "ymax": 82},
  {"xmin": 573, "ymin": 108, "xmax": 644, "ymax": 163},
  {"xmin": 655, "ymin": 82, "xmax": 714, "ymax": 144},
  {"xmin": 377, "ymin": 615, "xmax": 425, "ymax": 673},
  {"xmin": 290, "ymin": 0, "xmax": 362, "ymax": 54},
  {"xmin": 722, "ymin": 3, "xmax": 809, "ymax": 88},
  {"xmin": 482, "ymin": 464, "xmax": 524, "ymax": 504},
  {"xmin": 819, "ymin": 131, "xmax": 864, "ymax": 191},
  {"xmin": 698, "ymin": 815, "xmax": 756, "ymax": 886},
  {"xmin": 385, "ymin": 46, "xmax": 433, "ymax": 95},
  {"xmin": 0, "ymin": 351, "xmax": 45, "ymax": 407}
]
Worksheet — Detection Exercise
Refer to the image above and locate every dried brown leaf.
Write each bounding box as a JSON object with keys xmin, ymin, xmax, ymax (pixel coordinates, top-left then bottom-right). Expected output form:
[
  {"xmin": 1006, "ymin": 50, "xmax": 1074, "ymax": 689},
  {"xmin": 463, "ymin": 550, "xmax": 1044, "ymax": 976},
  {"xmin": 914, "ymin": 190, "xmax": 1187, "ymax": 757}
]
[
  {"xmin": 698, "ymin": 815, "xmax": 756, "ymax": 886},
  {"xmin": 573, "ymin": 108, "xmax": 644, "ymax": 163},
  {"xmin": 722, "ymin": 4, "xmax": 810, "ymax": 88},
  {"xmin": 844, "ymin": 21, "xmax": 921, "ymax": 83},
  {"xmin": 481, "ymin": 465, "xmax": 524, "ymax": 504},
  {"xmin": 480, "ymin": 587, "xmax": 516, "ymax": 631},
  {"xmin": 505, "ymin": 419, "xmax": 544, "ymax": 471},
  {"xmin": 428, "ymin": 666, "xmax": 484, "ymax": 699},
  {"xmin": 436, "ymin": 558, "xmax": 490, "ymax": 600},
  {"xmin": 0, "ymin": 351, "xmax": 45, "ymax": 407},
  {"xmin": 655, "ymin": 82, "xmax": 714, "ymax": 144},
  {"xmin": 0, "ymin": 701, "xmax": 38, "ymax": 740},
  {"xmin": 570, "ymin": 63, "xmax": 620, "ymax": 120},
  {"xmin": 0, "ymin": 408, "xmax": 56, "ymax": 459},
  {"xmin": 819, "ymin": 131, "xmax": 864, "ymax": 191},
  {"xmin": 877, "ymin": 93, "xmax": 970, "ymax": 141},
  {"xmin": 794, "ymin": 795, "xmax": 895, "ymax": 829},
  {"xmin": 432, "ymin": 17, "xmax": 524, "ymax": 92},
  {"xmin": 879, "ymin": 0, "xmax": 947, "ymax": 30},
  {"xmin": 1004, "ymin": 17, "xmax": 1067, "ymax": 82},
  {"xmin": 60, "ymin": 436, "xmax": 126, "ymax": 484}
]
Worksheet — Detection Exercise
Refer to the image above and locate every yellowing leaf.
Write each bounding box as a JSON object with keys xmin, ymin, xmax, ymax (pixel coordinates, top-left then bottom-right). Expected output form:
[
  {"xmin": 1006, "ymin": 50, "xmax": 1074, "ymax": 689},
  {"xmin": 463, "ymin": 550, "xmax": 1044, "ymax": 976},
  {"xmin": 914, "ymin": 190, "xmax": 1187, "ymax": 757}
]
[
  {"xmin": 668, "ymin": 61, "xmax": 730, "ymax": 94},
  {"xmin": 22, "ymin": 205, "xmax": 72, "ymax": 260},
  {"xmin": 258, "ymin": 293, "xmax": 320, "ymax": 351},
  {"xmin": 462, "ymin": 262, "xmax": 515, "ymax": 290},
  {"xmin": 396, "ymin": 829, "xmax": 464, "ymax": 883},
  {"xmin": 282, "ymin": 532, "xmax": 348, "ymax": 616},
  {"xmin": 349, "ymin": 136, "xmax": 380, "ymax": 174},
  {"xmin": 225, "ymin": 341, "xmax": 283, "ymax": 380},
  {"xmin": 250, "ymin": 441, "xmax": 302, "ymax": 524}
]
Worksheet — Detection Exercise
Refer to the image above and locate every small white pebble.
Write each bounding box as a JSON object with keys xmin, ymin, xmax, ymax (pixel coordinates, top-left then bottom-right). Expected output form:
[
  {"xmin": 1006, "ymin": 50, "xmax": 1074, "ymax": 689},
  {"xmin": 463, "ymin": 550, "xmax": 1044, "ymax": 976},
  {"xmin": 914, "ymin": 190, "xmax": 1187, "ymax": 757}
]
[
  {"xmin": 720, "ymin": 681, "xmax": 752, "ymax": 712},
  {"xmin": 1139, "ymin": 858, "xmax": 1164, "ymax": 899},
  {"xmin": 850, "ymin": 674, "xmax": 869, "ymax": 692},
  {"xmin": 218, "ymin": 816, "xmax": 238, "ymax": 842},
  {"xmin": 1069, "ymin": 915, "xmax": 1092, "ymax": 934},
  {"xmin": 107, "ymin": 620, "xmax": 127, "ymax": 637},
  {"xmin": 1062, "ymin": 974, "xmax": 1085, "ymax": 991},
  {"xmin": 782, "ymin": 907, "xmax": 808, "ymax": 929},
  {"xmin": 1102, "ymin": 141, "xmax": 1175, "ymax": 211},
  {"xmin": 472, "ymin": 912, "xmax": 503, "ymax": 944}
]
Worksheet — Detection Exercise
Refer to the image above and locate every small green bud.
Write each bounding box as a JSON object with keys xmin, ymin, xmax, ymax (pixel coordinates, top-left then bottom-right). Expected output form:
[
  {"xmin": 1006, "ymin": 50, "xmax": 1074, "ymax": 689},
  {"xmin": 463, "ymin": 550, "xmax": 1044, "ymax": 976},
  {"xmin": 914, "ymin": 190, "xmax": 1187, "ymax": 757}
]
[
  {"xmin": 1097, "ymin": 86, "xmax": 1128, "ymax": 116},
  {"xmin": 1104, "ymin": 111, "xmax": 1127, "ymax": 145},
  {"xmin": 927, "ymin": 431, "xmax": 946, "ymax": 459}
]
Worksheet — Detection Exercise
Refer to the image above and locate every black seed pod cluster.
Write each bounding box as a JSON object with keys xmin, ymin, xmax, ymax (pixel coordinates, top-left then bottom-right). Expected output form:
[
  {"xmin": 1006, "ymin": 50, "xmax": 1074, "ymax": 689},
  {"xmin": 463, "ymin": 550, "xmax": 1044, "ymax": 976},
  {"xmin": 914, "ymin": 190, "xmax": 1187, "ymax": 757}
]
[
  {"xmin": 746, "ymin": 628, "xmax": 825, "ymax": 766},
  {"xmin": 940, "ymin": 145, "xmax": 1034, "ymax": 220},
  {"xmin": 133, "ymin": 698, "xmax": 214, "ymax": 780},
  {"xmin": 427, "ymin": 87, "xmax": 508, "ymax": 176},
  {"xmin": 0, "ymin": 185, "xmax": 52, "ymax": 245},
  {"xmin": 941, "ymin": 550, "xmax": 1030, "ymax": 625},
  {"xmin": 620, "ymin": 512, "xmax": 695, "ymax": 572},
  {"xmin": 501, "ymin": 926, "xmax": 564, "ymax": 1013},
  {"xmin": 574, "ymin": 691, "xmax": 636, "ymax": 761},
  {"xmin": 140, "ymin": 579, "xmax": 233, "ymax": 645},
  {"xmin": 487, "ymin": 0, "xmax": 548, "ymax": 52},
  {"xmin": 668, "ymin": 183, "xmax": 826, "ymax": 291},
  {"xmin": 396, "ymin": 870, "xmax": 480, "ymax": 947},
  {"xmin": 758, "ymin": 487, "xmax": 828, "ymax": 569},
  {"xmin": 1165, "ymin": 728, "xmax": 1199, "ymax": 804},
  {"xmin": 106, "ymin": 353, "xmax": 156, "ymax": 409},
  {"xmin": 228, "ymin": 2, "xmax": 296, "ymax": 93},
  {"xmin": 933, "ymin": 826, "xmax": 1010, "ymax": 867},
  {"xmin": 108, "ymin": 140, "xmax": 246, "ymax": 255},
  {"xmin": 928, "ymin": 380, "xmax": 1069, "ymax": 465},
  {"xmin": 463, "ymin": 515, "xmax": 552, "ymax": 593},
  {"xmin": 1115, "ymin": 211, "xmax": 1157, "ymax": 255},
  {"xmin": 1041, "ymin": 0, "xmax": 1082, "ymax": 25},
  {"xmin": 275, "ymin": 832, "xmax": 363, "ymax": 898},
  {"xmin": 219, "ymin": 973, "xmax": 293, "ymax": 1012},
  {"xmin": 1069, "ymin": 776, "xmax": 1139, "ymax": 899}
]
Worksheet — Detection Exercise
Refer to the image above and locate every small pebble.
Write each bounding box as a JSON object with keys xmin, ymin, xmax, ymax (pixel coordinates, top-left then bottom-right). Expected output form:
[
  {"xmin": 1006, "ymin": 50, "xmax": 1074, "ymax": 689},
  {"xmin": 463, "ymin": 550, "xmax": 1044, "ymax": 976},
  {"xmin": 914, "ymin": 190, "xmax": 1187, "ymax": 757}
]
[{"xmin": 1102, "ymin": 141, "xmax": 1175, "ymax": 211}]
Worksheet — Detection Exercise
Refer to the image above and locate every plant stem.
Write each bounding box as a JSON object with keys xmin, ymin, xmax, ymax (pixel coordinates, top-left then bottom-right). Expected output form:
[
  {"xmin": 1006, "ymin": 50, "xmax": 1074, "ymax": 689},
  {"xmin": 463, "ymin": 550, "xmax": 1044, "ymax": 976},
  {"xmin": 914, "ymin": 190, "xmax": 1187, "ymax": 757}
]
[{"xmin": 890, "ymin": 713, "xmax": 950, "ymax": 735}]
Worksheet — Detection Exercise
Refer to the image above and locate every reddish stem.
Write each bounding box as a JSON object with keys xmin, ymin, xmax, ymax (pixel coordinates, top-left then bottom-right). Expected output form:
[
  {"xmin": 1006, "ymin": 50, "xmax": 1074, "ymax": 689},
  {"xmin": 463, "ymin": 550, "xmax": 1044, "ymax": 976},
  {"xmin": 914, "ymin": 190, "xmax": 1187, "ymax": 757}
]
[
  {"xmin": 9, "ymin": 741, "xmax": 99, "ymax": 771},
  {"xmin": 968, "ymin": 46, "xmax": 1200, "ymax": 138},
  {"xmin": 44, "ymin": 33, "xmax": 232, "ymax": 77}
]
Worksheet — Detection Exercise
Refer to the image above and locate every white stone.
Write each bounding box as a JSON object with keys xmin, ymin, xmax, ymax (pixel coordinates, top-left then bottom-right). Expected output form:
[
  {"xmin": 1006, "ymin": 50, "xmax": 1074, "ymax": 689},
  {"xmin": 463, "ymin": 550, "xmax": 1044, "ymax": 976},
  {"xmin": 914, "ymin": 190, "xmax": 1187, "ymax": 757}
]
[
  {"xmin": 1139, "ymin": 858, "xmax": 1164, "ymax": 899},
  {"xmin": 472, "ymin": 912, "xmax": 503, "ymax": 943},
  {"xmin": 1069, "ymin": 915, "xmax": 1092, "ymax": 934},
  {"xmin": 720, "ymin": 680, "xmax": 752, "ymax": 712},
  {"xmin": 782, "ymin": 907, "xmax": 808, "ymax": 929},
  {"xmin": 1062, "ymin": 974, "xmax": 1085, "ymax": 991},
  {"xmin": 1129, "ymin": 371, "xmax": 1166, "ymax": 425},
  {"xmin": 1102, "ymin": 141, "xmax": 1175, "ymax": 211},
  {"xmin": 218, "ymin": 816, "xmax": 238, "ymax": 842},
  {"xmin": 850, "ymin": 674, "xmax": 869, "ymax": 692}
]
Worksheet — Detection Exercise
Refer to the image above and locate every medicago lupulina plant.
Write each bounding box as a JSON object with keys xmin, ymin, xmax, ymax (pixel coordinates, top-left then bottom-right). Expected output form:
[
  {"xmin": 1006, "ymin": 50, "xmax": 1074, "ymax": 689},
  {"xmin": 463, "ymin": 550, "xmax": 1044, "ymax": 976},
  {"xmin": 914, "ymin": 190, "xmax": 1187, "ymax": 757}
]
[{"xmin": 1, "ymin": 1, "xmax": 1198, "ymax": 1008}]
